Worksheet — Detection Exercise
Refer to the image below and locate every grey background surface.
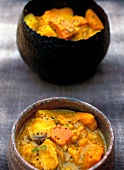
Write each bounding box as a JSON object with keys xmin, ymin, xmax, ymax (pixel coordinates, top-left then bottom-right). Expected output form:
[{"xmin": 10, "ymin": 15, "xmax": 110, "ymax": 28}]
[{"xmin": 0, "ymin": 0, "xmax": 124, "ymax": 169}]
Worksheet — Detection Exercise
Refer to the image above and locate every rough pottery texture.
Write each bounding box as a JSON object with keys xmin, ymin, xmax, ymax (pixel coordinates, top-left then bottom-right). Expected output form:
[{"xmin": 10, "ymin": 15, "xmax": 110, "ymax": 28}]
[
  {"xmin": 16, "ymin": 0, "xmax": 110, "ymax": 84},
  {"xmin": 7, "ymin": 97, "xmax": 114, "ymax": 170}
]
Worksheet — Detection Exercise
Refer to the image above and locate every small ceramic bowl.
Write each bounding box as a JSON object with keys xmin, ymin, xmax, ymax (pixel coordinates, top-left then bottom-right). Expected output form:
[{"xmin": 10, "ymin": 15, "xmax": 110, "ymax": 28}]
[
  {"xmin": 7, "ymin": 97, "xmax": 114, "ymax": 170},
  {"xmin": 16, "ymin": 0, "xmax": 110, "ymax": 84}
]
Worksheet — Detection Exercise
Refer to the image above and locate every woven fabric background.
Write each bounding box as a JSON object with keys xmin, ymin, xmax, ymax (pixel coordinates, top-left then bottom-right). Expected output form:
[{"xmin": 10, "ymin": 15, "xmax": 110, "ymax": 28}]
[{"xmin": 0, "ymin": 0, "xmax": 124, "ymax": 169}]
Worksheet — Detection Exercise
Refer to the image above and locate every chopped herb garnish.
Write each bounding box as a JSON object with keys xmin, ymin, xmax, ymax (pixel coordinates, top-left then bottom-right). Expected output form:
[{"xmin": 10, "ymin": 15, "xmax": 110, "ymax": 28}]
[
  {"xmin": 32, "ymin": 147, "xmax": 39, "ymax": 152},
  {"xmin": 32, "ymin": 145, "xmax": 47, "ymax": 152},
  {"xmin": 39, "ymin": 145, "xmax": 47, "ymax": 151}
]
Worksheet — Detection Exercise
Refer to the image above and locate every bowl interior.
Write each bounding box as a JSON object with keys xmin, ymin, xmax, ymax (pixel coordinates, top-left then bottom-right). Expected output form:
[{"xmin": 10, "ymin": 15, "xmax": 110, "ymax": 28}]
[
  {"xmin": 14, "ymin": 98, "xmax": 113, "ymax": 155},
  {"xmin": 23, "ymin": 0, "xmax": 106, "ymax": 24}
]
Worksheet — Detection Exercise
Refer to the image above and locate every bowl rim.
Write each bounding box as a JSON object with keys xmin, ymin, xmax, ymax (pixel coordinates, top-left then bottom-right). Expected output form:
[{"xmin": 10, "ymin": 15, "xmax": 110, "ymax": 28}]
[{"xmin": 11, "ymin": 97, "xmax": 114, "ymax": 170}]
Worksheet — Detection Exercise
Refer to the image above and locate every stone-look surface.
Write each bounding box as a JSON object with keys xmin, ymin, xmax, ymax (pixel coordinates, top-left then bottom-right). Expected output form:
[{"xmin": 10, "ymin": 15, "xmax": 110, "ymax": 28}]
[{"xmin": 7, "ymin": 97, "xmax": 114, "ymax": 170}]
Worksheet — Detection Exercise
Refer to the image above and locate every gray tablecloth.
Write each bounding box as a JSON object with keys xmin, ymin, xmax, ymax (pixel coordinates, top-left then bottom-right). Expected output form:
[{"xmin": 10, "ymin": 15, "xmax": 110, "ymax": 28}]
[{"xmin": 0, "ymin": 0, "xmax": 124, "ymax": 169}]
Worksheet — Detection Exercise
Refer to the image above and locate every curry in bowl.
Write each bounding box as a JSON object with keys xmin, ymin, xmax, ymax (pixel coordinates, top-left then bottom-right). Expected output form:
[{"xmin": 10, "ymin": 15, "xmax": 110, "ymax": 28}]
[
  {"xmin": 24, "ymin": 7, "xmax": 104, "ymax": 41},
  {"xmin": 16, "ymin": 0, "xmax": 110, "ymax": 84},
  {"xmin": 16, "ymin": 109, "xmax": 106, "ymax": 170}
]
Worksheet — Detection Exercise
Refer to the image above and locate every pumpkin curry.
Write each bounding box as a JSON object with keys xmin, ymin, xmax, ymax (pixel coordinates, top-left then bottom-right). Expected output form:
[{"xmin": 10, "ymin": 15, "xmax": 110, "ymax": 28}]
[
  {"xmin": 24, "ymin": 7, "xmax": 104, "ymax": 41},
  {"xmin": 16, "ymin": 109, "xmax": 106, "ymax": 170}
]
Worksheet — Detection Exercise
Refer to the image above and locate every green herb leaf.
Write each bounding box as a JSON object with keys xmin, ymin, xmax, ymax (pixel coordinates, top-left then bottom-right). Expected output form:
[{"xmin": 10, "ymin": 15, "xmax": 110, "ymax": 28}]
[
  {"xmin": 32, "ymin": 145, "xmax": 47, "ymax": 152},
  {"xmin": 32, "ymin": 147, "xmax": 39, "ymax": 152},
  {"xmin": 39, "ymin": 145, "xmax": 47, "ymax": 151}
]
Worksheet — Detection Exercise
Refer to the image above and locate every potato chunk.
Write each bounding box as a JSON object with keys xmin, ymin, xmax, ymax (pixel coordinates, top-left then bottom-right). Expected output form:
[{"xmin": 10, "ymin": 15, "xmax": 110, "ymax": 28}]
[
  {"xmin": 51, "ymin": 7, "xmax": 74, "ymax": 18},
  {"xmin": 75, "ymin": 112, "xmax": 98, "ymax": 131},
  {"xmin": 85, "ymin": 9, "xmax": 104, "ymax": 30},
  {"xmin": 37, "ymin": 25, "xmax": 57, "ymax": 37},
  {"xmin": 69, "ymin": 15, "xmax": 88, "ymax": 27},
  {"xmin": 49, "ymin": 16, "xmax": 79, "ymax": 39},
  {"xmin": 82, "ymin": 145, "xmax": 104, "ymax": 169},
  {"xmin": 24, "ymin": 13, "xmax": 38, "ymax": 30},
  {"xmin": 26, "ymin": 117, "xmax": 56, "ymax": 140},
  {"xmin": 35, "ymin": 139, "xmax": 59, "ymax": 170}
]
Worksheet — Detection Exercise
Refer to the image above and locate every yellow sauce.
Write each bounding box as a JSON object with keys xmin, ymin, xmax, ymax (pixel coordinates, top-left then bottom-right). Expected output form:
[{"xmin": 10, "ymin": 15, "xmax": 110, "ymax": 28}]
[
  {"xmin": 16, "ymin": 109, "xmax": 107, "ymax": 170},
  {"xmin": 24, "ymin": 7, "xmax": 104, "ymax": 41}
]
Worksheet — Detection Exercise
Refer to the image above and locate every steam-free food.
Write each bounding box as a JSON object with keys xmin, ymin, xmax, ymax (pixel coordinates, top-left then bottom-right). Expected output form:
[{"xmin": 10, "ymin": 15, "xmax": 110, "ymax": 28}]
[
  {"xmin": 24, "ymin": 7, "xmax": 104, "ymax": 41},
  {"xmin": 16, "ymin": 109, "xmax": 107, "ymax": 170}
]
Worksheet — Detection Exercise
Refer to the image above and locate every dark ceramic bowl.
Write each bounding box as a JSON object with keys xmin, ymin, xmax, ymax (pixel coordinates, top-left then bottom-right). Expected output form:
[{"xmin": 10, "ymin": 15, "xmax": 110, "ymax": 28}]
[
  {"xmin": 7, "ymin": 97, "xmax": 114, "ymax": 170},
  {"xmin": 16, "ymin": 0, "xmax": 110, "ymax": 84}
]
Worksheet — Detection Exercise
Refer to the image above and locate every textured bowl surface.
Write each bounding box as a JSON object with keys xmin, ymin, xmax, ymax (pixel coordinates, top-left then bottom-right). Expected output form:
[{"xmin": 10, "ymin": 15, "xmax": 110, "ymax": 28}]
[
  {"xmin": 16, "ymin": 0, "xmax": 110, "ymax": 84},
  {"xmin": 7, "ymin": 97, "xmax": 114, "ymax": 170}
]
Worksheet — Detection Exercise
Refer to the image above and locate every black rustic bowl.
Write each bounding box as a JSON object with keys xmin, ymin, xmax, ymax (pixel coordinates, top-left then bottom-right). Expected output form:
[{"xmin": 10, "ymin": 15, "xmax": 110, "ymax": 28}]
[
  {"xmin": 7, "ymin": 97, "xmax": 114, "ymax": 170},
  {"xmin": 16, "ymin": 0, "xmax": 110, "ymax": 84}
]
